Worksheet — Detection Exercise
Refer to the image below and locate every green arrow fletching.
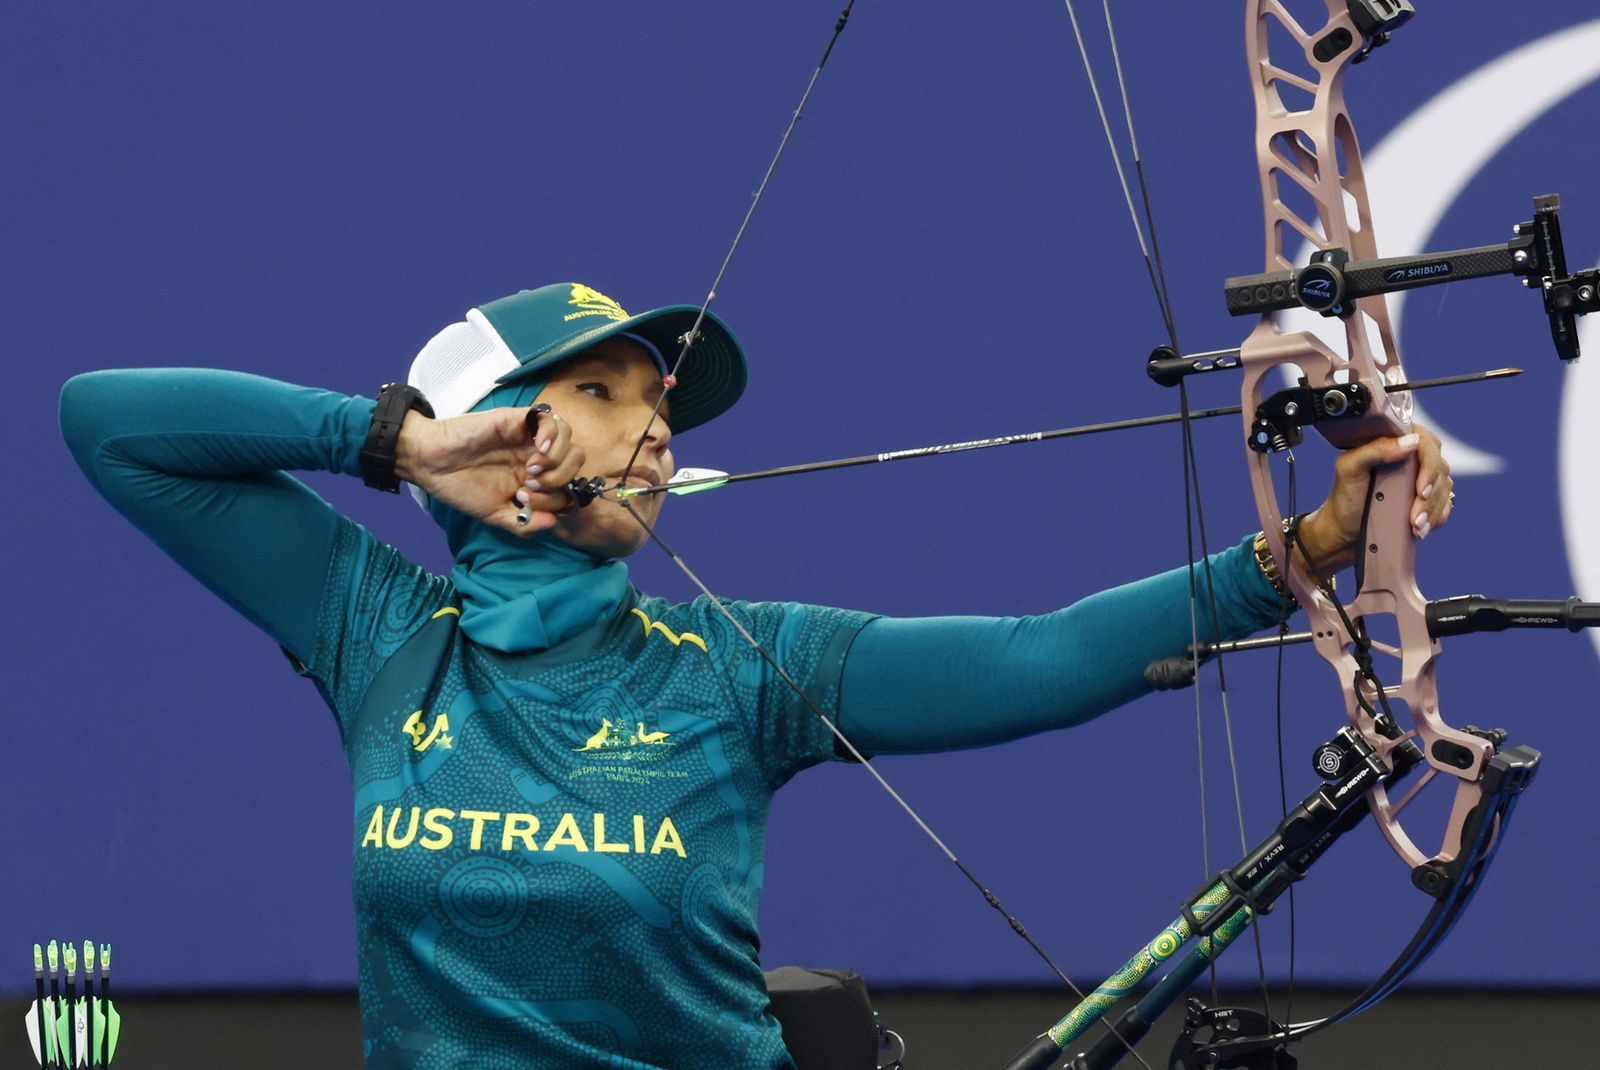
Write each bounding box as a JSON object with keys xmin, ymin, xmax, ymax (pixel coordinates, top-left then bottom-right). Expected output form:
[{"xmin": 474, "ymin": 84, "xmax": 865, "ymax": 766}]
[
  {"xmin": 666, "ymin": 477, "xmax": 728, "ymax": 496},
  {"xmin": 615, "ymin": 467, "xmax": 730, "ymax": 499}
]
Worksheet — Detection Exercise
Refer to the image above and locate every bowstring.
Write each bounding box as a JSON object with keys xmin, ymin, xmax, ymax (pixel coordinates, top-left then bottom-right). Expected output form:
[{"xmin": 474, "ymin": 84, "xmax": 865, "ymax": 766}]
[
  {"xmin": 1277, "ymin": 458, "xmax": 1300, "ymax": 1031},
  {"xmin": 620, "ymin": 3, "xmax": 857, "ymax": 484},
  {"xmin": 615, "ymin": 508, "xmax": 1096, "ymax": 993},
  {"xmin": 1065, "ymin": 0, "xmax": 1270, "ymax": 1016},
  {"xmin": 608, "ymin": 5, "xmax": 1161, "ymax": 1067}
]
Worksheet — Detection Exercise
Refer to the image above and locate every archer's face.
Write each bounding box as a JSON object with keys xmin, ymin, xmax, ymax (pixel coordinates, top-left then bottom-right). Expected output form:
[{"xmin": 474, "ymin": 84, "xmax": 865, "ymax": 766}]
[{"xmin": 543, "ymin": 337, "xmax": 674, "ymax": 559}]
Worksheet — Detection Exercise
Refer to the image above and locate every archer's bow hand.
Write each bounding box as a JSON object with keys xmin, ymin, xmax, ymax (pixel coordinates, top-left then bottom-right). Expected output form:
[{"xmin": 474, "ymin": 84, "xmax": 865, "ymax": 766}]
[{"xmin": 1296, "ymin": 423, "xmax": 1453, "ymax": 576}]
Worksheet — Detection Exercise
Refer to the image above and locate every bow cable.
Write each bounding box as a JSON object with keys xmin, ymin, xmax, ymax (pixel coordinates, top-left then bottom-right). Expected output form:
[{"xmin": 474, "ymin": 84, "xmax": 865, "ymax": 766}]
[
  {"xmin": 1061, "ymin": 0, "xmax": 1275, "ymax": 1019},
  {"xmin": 1060, "ymin": 0, "xmax": 1177, "ymax": 342}
]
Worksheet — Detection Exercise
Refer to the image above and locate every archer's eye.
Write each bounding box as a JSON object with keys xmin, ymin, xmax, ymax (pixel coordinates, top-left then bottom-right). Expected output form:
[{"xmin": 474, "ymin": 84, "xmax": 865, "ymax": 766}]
[{"xmin": 576, "ymin": 382, "xmax": 612, "ymax": 400}]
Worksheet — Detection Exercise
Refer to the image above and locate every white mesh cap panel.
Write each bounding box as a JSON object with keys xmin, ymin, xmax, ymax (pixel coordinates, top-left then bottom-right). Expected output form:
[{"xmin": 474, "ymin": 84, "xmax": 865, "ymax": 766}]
[{"xmin": 407, "ymin": 312, "xmax": 521, "ymax": 418}]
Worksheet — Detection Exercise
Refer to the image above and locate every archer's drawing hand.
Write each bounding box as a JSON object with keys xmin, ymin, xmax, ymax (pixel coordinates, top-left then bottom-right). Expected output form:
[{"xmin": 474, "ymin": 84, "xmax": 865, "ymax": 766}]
[
  {"xmin": 394, "ymin": 405, "xmax": 586, "ymax": 536},
  {"xmin": 1296, "ymin": 423, "xmax": 1453, "ymax": 575}
]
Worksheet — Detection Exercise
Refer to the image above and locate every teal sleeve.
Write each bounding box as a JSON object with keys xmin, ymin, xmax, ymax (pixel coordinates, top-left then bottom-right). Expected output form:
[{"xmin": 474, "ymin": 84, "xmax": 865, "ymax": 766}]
[
  {"xmin": 59, "ymin": 368, "xmax": 377, "ymax": 662},
  {"xmin": 745, "ymin": 602, "xmax": 876, "ymax": 786},
  {"xmin": 837, "ymin": 537, "xmax": 1285, "ymax": 754}
]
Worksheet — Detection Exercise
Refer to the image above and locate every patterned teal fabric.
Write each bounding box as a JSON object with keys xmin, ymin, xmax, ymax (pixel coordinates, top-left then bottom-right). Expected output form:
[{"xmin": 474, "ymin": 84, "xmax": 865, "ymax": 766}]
[{"xmin": 304, "ymin": 519, "xmax": 871, "ymax": 1068}]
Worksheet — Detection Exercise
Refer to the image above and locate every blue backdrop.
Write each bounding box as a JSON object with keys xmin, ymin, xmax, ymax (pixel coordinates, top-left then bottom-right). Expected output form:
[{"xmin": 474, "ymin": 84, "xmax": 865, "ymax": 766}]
[{"xmin": 6, "ymin": 0, "xmax": 1598, "ymax": 1007}]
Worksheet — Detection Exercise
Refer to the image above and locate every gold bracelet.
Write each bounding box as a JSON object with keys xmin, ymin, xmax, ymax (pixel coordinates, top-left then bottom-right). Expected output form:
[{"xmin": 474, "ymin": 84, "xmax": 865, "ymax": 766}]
[{"xmin": 1252, "ymin": 530, "xmax": 1297, "ymax": 606}]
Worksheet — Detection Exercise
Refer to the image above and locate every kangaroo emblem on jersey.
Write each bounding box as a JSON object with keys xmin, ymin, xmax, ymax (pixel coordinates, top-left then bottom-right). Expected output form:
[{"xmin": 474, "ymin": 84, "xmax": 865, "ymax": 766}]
[
  {"xmin": 573, "ymin": 716, "xmax": 674, "ymax": 752},
  {"xmin": 401, "ymin": 710, "xmax": 453, "ymax": 753},
  {"xmin": 575, "ymin": 718, "xmax": 614, "ymax": 751},
  {"xmin": 563, "ymin": 284, "xmax": 630, "ymax": 323}
]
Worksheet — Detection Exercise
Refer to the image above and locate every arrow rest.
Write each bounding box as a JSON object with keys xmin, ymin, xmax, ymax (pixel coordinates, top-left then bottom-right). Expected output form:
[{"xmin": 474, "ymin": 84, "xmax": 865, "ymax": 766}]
[{"xmin": 1247, "ymin": 380, "xmax": 1371, "ymax": 453}]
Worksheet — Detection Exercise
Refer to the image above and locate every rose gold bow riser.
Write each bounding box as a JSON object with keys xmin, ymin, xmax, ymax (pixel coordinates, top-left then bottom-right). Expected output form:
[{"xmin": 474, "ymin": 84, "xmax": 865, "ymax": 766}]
[{"xmin": 1239, "ymin": 0, "xmax": 1492, "ymax": 874}]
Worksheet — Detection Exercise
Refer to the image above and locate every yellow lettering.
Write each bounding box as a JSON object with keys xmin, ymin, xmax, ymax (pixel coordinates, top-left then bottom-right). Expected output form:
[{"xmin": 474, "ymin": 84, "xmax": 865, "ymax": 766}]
[
  {"xmin": 459, "ymin": 810, "xmax": 501, "ymax": 851},
  {"xmin": 650, "ymin": 817, "xmax": 686, "ymax": 858},
  {"xmin": 385, "ymin": 806, "xmax": 421, "ymax": 849},
  {"xmin": 368, "ymin": 807, "xmax": 686, "ymax": 857},
  {"xmin": 419, "ymin": 808, "xmax": 456, "ymax": 850},
  {"xmin": 361, "ymin": 807, "xmax": 385, "ymax": 849},
  {"xmin": 593, "ymin": 814, "xmax": 628, "ymax": 853},
  {"xmin": 501, "ymin": 813, "xmax": 540, "ymax": 851},
  {"xmin": 544, "ymin": 812, "xmax": 590, "ymax": 852}
]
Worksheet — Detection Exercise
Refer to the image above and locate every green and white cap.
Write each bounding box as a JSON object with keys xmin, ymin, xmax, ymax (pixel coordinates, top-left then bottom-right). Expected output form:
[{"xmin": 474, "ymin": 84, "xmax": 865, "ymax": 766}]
[{"xmin": 408, "ymin": 282, "xmax": 747, "ymax": 431}]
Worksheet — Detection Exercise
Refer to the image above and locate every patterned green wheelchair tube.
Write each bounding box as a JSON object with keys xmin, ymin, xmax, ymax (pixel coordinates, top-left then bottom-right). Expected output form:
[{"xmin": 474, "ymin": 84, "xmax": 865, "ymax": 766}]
[{"xmin": 999, "ymin": 879, "xmax": 1250, "ymax": 1070}]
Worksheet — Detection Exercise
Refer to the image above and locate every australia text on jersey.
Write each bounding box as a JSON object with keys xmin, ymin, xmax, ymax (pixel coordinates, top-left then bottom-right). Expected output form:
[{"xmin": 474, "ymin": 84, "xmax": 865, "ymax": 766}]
[{"xmin": 360, "ymin": 806, "xmax": 687, "ymax": 857}]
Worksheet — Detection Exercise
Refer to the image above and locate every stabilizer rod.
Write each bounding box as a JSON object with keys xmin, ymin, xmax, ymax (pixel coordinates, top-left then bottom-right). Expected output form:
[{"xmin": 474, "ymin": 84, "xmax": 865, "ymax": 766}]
[{"xmin": 1147, "ymin": 596, "xmax": 1600, "ymax": 689}]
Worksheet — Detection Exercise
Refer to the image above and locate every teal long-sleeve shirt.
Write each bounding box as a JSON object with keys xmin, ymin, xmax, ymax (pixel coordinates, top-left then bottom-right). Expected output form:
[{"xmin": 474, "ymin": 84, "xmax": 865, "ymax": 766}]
[
  {"xmin": 61, "ymin": 368, "xmax": 1286, "ymax": 1068},
  {"xmin": 59, "ymin": 367, "xmax": 1284, "ymax": 752}
]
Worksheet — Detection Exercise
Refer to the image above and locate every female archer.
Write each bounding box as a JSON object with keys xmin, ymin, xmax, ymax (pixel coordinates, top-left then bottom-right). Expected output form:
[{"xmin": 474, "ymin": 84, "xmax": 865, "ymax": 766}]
[{"xmin": 60, "ymin": 280, "xmax": 1452, "ymax": 1069}]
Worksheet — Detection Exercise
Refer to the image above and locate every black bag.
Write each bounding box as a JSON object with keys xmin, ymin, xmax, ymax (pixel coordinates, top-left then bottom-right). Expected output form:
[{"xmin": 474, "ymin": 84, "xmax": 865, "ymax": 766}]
[{"xmin": 764, "ymin": 966, "xmax": 885, "ymax": 1070}]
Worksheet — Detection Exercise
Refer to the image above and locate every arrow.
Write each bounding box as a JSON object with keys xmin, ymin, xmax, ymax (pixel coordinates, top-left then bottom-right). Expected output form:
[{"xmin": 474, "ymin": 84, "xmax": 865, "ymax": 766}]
[
  {"xmin": 60, "ymin": 943, "xmax": 77, "ymax": 1068},
  {"xmin": 26, "ymin": 944, "xmax": 53, "ymax": 1067},
  {"xmin": 82, "ymin": 943, "xmax": 95, "ymax": 1068},
  {"xmin": 611, "ymin": 367, "xmax": 1521, "ymax": 500},
  {"xmin": 47, "ymin": 942, "xmax": 61, "ymax": 1067},
  {"xmin": 95, "ymin": 943, "xmax": 119, "ymax": 1065}
]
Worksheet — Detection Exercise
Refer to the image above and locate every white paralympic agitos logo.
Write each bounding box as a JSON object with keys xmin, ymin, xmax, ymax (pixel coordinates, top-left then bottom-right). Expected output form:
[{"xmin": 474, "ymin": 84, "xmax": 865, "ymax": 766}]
[
  {"xmin": 1279, "ymin": 19, "xmax": 1600, "ymax": 658},
  {"xmin": 1562, "ymin": 291, "xmax": 1599, "ymax": 659}
]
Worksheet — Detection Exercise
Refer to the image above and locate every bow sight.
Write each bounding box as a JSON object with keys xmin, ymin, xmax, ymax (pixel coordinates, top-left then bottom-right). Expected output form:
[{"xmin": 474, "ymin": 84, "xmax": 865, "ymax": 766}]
[
  {"xmin": 1222, "ymin": 195, "xmax": 1599, "ymax": 362},
  {"xmin": 1147, "ymin": 194, "xmax": 1596, "ymax": 454}
]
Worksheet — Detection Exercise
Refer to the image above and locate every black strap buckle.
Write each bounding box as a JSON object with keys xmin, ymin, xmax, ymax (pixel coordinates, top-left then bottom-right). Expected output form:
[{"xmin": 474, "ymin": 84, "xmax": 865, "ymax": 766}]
[{"xmin": 361, "ymin": 383, "xmax": 434, "ymax": 493}]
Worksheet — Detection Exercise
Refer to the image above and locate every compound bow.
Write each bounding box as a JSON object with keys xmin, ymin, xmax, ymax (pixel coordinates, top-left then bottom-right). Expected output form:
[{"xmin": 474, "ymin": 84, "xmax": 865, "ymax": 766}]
[
  {"xmin": 1006, "ymin": 2, "xmax": 1594, "ymax": 1065},
  {"xmin": 577, "ymin": 2, "xmax": 1597, "ymax": 1066}
]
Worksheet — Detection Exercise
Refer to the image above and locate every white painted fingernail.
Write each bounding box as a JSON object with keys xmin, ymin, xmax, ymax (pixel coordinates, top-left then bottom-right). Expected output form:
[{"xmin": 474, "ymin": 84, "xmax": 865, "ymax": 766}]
[
  {"xmin": 1415, "ymin": 516, "xmax": 1431, "ymax": 539},
  {"xmin": 537, "ymin": 439, "xmax": 551, "ymax": 454},
  {"xmin": 1398, "ymin": 433, "xmax": 1420, "ymax": 448},
  {"xmin": 1421, "ymin": 483, "xmax": 1435, "ymax": 500},
  {"xmin": 515, "ymin": 489, "xmax": 530, "ymax": 505}
]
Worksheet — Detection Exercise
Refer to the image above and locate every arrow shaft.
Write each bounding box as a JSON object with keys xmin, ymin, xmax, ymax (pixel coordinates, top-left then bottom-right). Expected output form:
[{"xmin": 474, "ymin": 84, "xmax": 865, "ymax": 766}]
[{"xmin": 616, "ymin": 367, "xmax": 1519, "ymax": 498}]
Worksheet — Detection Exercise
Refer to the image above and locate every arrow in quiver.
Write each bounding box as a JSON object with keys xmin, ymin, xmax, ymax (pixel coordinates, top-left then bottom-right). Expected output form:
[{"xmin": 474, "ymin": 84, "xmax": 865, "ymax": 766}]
[{"xmin": 25, "ymin": 940, "xmax": 120, "ymax": 1066}]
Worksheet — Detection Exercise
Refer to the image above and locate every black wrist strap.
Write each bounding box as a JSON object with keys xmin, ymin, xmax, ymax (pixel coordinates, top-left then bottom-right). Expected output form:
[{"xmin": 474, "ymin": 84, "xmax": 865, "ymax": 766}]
[{"xmin": 361, "ymin": 383, "xmax": 434, "ymax": 493}]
